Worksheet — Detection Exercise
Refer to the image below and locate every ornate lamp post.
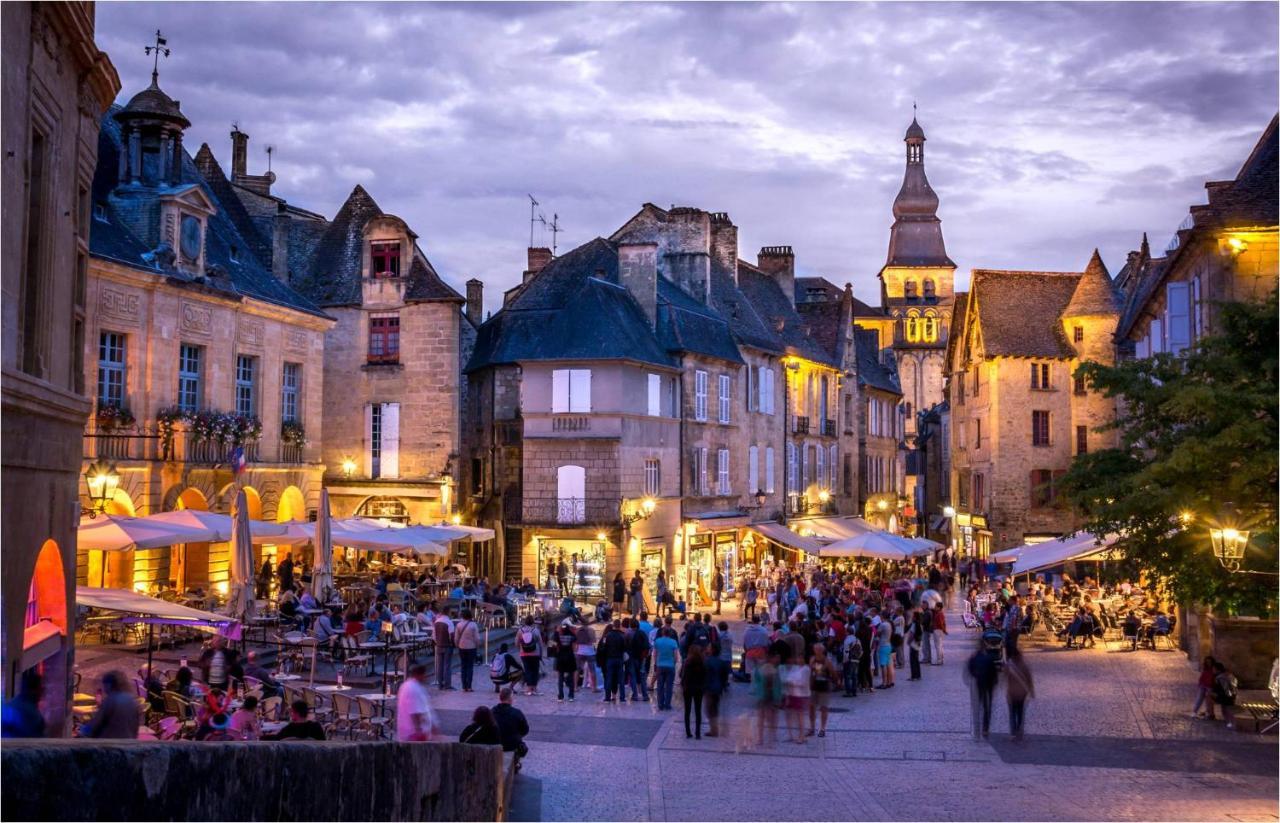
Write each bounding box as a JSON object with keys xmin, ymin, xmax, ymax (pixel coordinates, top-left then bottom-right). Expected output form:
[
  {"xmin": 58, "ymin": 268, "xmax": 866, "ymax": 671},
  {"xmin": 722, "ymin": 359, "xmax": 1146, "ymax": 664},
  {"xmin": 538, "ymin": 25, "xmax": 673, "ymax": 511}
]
[
  {"xmin": 83, "ymin": 459, "xmax": 121, "ymax": 518},
  {"xmin": 620, "ymin": 497, "xmax": 657, "ymax": 528},
  {"xmin": 1208, "ymin": 525, "xmax": 1251, "ymax": 574}
]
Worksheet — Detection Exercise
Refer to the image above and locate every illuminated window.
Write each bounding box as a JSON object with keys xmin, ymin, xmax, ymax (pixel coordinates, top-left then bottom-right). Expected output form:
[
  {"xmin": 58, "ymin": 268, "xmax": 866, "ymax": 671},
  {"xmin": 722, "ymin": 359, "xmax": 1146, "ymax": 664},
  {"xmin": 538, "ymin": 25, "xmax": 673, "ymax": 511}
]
[
  {"xmin": 905, "ymin": 317, "xmax": 919, "ymax": 342},
  {"xmin": 921, "ymin": 315, "xmax": 938, "ymax": 342}
]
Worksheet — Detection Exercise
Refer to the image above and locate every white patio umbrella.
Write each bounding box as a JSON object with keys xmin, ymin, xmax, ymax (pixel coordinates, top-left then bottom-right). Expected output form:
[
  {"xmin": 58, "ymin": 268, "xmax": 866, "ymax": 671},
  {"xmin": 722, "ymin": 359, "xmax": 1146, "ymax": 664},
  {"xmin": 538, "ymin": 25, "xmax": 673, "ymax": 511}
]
[
  {"xmin": 311, "ymin": 489, "xmax": 334, "ymax": 603},
  {"xmin": 78, "ymin": 513, "xmax": 218, "ymax": 551},
  {"xmin": 227, "ymin": 488, "xmax": 256, "ymax": 624},
  {"xmin": 147, "ymin": 509, "xmax": 290, "ymax": 543},
  {"xmin": 906, "ymin": 537, "xmax": 944, "ymax": 558},
  {"xmin": 819, "ymin": 530, "xmax": 915, "ymax": 561}
]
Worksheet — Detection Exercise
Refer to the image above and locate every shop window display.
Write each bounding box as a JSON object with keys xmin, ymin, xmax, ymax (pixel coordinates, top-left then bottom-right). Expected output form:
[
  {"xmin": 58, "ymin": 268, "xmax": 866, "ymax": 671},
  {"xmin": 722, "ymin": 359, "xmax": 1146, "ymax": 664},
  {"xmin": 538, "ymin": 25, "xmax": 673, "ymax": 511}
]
[{"xmin": 538, "ymin": 539, "xmax": 606, "ymax": 599}]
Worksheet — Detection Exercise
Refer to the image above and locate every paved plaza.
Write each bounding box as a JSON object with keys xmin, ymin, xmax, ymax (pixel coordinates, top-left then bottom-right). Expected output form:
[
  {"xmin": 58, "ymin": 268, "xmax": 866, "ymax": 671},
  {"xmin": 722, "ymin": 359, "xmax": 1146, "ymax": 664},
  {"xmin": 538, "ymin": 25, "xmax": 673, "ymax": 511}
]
[{"xmin": 425, "ymin": 604, "xmax": 1276, "ymax": 822}]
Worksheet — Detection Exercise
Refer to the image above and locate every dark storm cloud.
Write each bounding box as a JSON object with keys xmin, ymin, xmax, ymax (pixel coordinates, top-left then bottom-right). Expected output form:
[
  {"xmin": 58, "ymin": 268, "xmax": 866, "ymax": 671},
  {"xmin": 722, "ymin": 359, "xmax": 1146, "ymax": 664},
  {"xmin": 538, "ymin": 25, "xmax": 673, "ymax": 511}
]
[{"xmin": 96, "ymin": 1, "xmax": 1278, "ymax": 308}]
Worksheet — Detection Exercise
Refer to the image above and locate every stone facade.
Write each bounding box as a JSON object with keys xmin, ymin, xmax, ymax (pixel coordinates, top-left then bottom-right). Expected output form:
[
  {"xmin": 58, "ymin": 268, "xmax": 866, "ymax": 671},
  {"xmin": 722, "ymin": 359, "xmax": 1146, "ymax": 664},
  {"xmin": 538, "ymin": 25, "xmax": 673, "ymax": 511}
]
[
  {"xmin": 1, "ymin": 1, "xmax": 119, "ymax": 731},
  {"xmin": 948, "ymin": 258, "xmax": 1122, "ymax": 553}
]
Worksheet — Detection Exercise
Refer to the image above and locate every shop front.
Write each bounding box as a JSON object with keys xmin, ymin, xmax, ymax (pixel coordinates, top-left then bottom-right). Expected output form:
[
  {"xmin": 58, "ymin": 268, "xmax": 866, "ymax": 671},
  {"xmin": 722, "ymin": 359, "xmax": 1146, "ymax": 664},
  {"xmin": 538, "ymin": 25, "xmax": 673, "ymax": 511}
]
[
  {"xmin": 954, "ymin": 513, "xmax": 991, "ymax": 561},
  {"xmin": 535, "ymin": 536, "xmax": 607, "ymax": 599}
]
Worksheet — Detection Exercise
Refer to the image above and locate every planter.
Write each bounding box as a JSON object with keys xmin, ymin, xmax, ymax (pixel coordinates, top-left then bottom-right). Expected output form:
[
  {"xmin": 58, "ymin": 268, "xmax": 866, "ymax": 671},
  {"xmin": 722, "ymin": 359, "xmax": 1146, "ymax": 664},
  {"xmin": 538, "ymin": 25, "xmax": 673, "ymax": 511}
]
[{"xmin": 1209, "ymin": 615, "xmax": 1279, "ymax": 688}]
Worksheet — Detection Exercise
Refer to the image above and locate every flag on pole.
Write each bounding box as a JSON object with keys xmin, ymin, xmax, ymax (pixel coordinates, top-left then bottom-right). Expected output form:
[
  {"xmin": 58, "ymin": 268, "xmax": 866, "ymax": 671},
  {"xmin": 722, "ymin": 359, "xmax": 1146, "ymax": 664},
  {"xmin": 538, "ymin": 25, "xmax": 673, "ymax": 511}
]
[{"xmin": 230, "ymin": 445, "xmax": 247, "ymax": 475}]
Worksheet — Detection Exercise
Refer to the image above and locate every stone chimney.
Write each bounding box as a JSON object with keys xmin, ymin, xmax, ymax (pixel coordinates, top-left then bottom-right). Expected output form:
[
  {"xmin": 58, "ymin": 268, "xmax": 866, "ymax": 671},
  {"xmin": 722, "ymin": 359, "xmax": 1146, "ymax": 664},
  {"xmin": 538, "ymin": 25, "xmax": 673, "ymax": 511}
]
[
  {"xmin": 618, "ymin": 242, "xmax": 658, "ymax": 329},
  {"xmin": 466, "ymin": 278, "xmax": 484, "ymax": 325},
  {"xmin": 709, "ymin": 212, "xmax": 738, "ymax": 280},
  {"xmin": 272, "ymin": 201, "xmax": 290, "ymax": 284},
  {"xmin": 231, "ymin": 126, "xmax": 249, "ymax": 179},
  {"xmin": 664, "ymin": 207, "xmax": 712, "ymax": 303},
  {"xmin": 523, "ymin": 247, "xmax": 553, "ymax": 284},
  {"xmin": 757, "ymin": 246, "xmax": 796, "ymax": 307}
]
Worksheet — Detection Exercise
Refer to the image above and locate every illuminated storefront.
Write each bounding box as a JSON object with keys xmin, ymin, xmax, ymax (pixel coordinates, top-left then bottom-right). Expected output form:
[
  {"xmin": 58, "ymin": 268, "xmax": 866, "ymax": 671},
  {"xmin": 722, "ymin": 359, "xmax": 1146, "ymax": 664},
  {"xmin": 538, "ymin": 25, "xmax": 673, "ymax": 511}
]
[{"xmin": 536, "ymin": 537, "xmax": 606, "ymax": 599}]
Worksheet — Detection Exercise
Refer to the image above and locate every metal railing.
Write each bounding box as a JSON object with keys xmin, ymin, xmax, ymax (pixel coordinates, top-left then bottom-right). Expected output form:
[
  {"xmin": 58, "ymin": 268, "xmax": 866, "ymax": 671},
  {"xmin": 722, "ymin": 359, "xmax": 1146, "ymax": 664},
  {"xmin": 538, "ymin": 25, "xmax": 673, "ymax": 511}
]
[
  {"xmin": 521, "ymin": 496, "xmax": 622, "ymax": 526},
  {"xmin": 280, "ymin": 443, "xmax": 305, "ymax": 464},
  {"xmin": 84, "ymin": 425, "xmax": 160, "ymax": 461},
  {"xmin": 821, "ymin": 418, "xmax": 836, "ymax": 437},
  {"xmin": 793, "ymin": 416, "xmax": 811, "ymax": 434}
]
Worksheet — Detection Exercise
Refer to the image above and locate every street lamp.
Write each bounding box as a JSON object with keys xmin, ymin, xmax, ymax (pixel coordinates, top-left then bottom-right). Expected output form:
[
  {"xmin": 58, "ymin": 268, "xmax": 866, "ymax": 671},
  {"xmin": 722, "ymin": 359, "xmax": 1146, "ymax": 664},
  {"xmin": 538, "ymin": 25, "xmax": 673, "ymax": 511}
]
[
  {"xmin": 341, "ymin": 458, "xmax": 357, "ymax": 478},
  {"xmin": 83, "ymin": 459, "xmax": 120, "ymax": 518},
  {"xmin": 1208, "ymin": 525, "xmax": 1250, "ymax": 573},
  {"xmin": 942, "ymin": 505, "xmax": 956, "ymax": 518},
  {"xmin": 620, "ymin": 497, "xmax": 657, "ymax": 528}
]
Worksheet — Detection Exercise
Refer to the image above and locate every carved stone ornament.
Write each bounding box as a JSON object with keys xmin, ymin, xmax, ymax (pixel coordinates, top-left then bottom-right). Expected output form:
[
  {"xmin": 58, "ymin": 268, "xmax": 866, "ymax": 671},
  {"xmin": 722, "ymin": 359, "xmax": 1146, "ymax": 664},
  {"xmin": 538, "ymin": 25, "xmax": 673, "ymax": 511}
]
[{"xmin": 181, "ymin": 301, "xmax": 213, "ymax": 336}]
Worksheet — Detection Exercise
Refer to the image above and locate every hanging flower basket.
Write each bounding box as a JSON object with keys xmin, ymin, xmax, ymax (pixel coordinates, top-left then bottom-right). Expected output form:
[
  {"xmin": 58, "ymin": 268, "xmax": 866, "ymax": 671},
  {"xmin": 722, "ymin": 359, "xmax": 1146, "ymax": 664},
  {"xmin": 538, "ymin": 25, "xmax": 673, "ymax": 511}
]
[{"xmin": 96, "ymin": 403, "xmax": 136, "ymax": 431}]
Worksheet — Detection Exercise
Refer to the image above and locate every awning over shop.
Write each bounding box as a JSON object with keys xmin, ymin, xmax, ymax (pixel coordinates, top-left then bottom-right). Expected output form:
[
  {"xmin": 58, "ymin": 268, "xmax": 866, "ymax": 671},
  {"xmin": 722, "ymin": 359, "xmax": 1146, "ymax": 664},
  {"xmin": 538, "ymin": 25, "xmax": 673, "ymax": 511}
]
[
  {"xmin": 929, "ymin": 515, "xmax": 950, "ymax": 533},
  {"xmin": 306, "ymin": 519, "xmax": 449, "ymax": 556},
  {"xmin": 75, "ymin": 586, "xmax": 238, "ymax": 627},
  {"xmin": 78, "ymin": 514, "xmax": 218, "ymax": 552},
  {"xmin": 906, "ymin": 537, "xmax": 944, "ymax": 557},
  {"xmin": 788, "ymin": 516, "xmax": 877, "ymax": 542},
  {"xmin": 747, "ymin": 522, "xmax": 824, "ymax": 556},
  {"xmin": 1011, "ymin": 532, "xmax": 1123, "ymax": 575},
  {"xmin": 686, "ymin": 511, "xmax": 751, "ymax": 530},
  {"xmin": 148, "ymin": 510, "xmax": 293, "ymax": 543},
  {"xmin": 437, "ymin": 523, "xmax": 497, "ymax": 541}
]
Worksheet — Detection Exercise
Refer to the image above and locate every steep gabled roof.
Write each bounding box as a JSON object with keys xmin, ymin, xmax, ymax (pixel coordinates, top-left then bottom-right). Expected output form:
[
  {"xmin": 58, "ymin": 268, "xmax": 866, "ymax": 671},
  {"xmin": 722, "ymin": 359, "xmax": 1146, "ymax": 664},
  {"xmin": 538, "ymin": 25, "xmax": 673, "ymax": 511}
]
[
  {"xmin": 945, "ymin": 291, "xmax": 970, "ymax": 372},
  {"xmin": 289, "ymin": 185, "xmax": 381, "ymax": 306},
  {"xmin": 969, "ymin": 270, "xmax": 1080, "ymax": 359}
]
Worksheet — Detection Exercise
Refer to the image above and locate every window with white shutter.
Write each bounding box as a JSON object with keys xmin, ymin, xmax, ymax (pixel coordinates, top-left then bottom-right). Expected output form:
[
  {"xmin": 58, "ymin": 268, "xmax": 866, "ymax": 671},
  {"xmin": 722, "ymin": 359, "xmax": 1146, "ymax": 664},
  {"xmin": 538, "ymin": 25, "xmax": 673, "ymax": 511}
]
[
  {"xmin": 815, "ymin": 447, "xmax": 825, "ymax": 491},
  {"xmin": 748, "ymin": 445, "xmax": 759, "ymax": 493},
  {"xmin": 552, "ymin": 369, "xmax": 592, "ymax": 412},
  {"xmin": 647, "ymin": 373, "xmax": 661, "ymax": 416},
  {"xmin": 746, "ymin": 366, "xmax": 757, "ymax": 412},
  {"xmin": 1191, "ymin": 275, "xmax": 1203, "ymax": 339},
  {"xmin": 829, "ymin": 445, "xmax": 838, "ymax": 492},
  {"xmin": 717, "ymin": 448, "xmax": 730, "ymax": 495},
  {"xmin": 695, "ymin": 371, "xmax": 708, "ymax": 421},
  {"xmin": 364, "ymin": 404, "xmax": 376, "ymax": 477},
  {"xmin": 762, "ymin": 368, "xmax": 775, "ymax": 414},
  {"xmin": 787, "ymin": 443, "xmax": 798, "ymax": 493},
  {"xmin": 1165, "ymin": 281, "xmax": 1191, "ymax": 354},
  {"xmin": 718, "ymin": 374, "xmax": 731, "ymax": 423},
  {"xmin": 802, "ymin": 445, "xmax": 811, "ymax": 487},
  {"xmin": 381, "ymin": 402, "xmax": 400, "ymax": 478},
  {"xmin": 1150, "ymin": 317, "xmax": 1164, "ymax": 354},
  {"xmin": 765, "ymin": 446, "xmax": 775, "ymax": 494}
]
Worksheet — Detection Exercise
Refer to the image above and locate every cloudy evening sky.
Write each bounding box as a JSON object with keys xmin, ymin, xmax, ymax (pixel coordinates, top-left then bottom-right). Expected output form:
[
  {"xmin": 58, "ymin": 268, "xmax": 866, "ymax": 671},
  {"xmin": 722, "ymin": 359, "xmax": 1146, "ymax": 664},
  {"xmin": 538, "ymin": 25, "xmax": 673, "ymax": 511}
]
[{"xmin": 98, "ymin": 2, "xmax": 1278, "ymax": 312}]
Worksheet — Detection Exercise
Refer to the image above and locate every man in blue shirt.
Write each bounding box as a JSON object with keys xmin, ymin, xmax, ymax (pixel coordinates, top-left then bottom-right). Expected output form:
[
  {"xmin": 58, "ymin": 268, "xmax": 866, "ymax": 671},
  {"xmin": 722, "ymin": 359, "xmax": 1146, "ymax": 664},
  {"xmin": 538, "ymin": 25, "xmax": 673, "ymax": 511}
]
[{"xmin": 652, "ymin": 631, "xmax": 680, "ymax": 711}]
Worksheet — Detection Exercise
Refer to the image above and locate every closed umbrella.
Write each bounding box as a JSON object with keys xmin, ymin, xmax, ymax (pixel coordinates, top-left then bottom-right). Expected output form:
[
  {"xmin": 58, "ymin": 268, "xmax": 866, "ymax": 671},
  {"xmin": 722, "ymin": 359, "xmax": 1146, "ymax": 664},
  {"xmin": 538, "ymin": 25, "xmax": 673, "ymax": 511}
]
[
  {"xmin": 227, "ymin": 489, "xmax": 256, "ymax": 626},
  {"xmin": 312, "ymin": 489, "xmax": 334, "ymax": 604}
]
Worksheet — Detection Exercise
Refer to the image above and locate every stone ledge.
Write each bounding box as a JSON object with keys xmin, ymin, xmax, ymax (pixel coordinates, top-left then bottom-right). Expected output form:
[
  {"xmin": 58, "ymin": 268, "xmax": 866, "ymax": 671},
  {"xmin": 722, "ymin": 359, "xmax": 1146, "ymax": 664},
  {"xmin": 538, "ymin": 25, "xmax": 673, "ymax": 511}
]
[{"xmin": 1, "ymin": 739, "xmax": 504, "ymax": 822}]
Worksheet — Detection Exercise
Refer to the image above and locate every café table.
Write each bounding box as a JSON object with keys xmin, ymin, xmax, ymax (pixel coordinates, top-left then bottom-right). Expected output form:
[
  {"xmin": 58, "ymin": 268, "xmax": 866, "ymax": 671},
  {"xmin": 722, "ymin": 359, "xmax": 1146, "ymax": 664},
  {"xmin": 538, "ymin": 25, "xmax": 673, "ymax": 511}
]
[
  {"xmin": 315, "ymin": 684, "xmax": 354, "ymax": 693},
  {"xmin": 274, "ymin": 672, "xmax": 303, "ymax": 682}
]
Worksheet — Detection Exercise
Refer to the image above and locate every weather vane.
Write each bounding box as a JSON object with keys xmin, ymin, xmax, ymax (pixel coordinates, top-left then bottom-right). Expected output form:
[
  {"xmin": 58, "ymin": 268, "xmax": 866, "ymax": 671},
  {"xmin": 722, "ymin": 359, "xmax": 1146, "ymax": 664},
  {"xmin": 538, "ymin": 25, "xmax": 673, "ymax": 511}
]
[{"xmin": 145, "ymin": 29, "xmax": 171, "ymax": 85}]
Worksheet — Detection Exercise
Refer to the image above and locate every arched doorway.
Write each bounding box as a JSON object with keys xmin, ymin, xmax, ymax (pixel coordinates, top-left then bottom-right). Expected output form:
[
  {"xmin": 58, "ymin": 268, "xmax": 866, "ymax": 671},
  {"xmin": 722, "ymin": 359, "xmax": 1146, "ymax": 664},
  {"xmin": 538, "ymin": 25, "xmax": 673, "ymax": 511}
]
[
  {"xmin": 277, "ymin": 486, "xmax": 306, "ymax": 523},
  {"xmin": 22, "ymin": 540, "xmax": 69, "ymax": 731},
  {"xmin": 356, "ymin": 495, "xmax": 409, "ymax": 523},
  {"xmin": 84, "ymin": 490, "xmax": 137, "ymax": 589},
  {"xmin": 172, "ymin": 487, "xmax": 210, "ymax": 592}
]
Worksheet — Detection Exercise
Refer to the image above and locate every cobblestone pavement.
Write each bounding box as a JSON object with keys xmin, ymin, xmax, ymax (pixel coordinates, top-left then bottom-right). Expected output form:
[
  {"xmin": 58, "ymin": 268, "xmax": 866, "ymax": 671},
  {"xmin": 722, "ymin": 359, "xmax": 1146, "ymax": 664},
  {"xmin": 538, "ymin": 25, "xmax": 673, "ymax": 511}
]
[
  {"xmin": 75, "ymin": 605, "xmax": 1278, "ymax": 821},
  {"xmin": 425, "ymin": 603, "xmax": 1278, "ymax": 822}
]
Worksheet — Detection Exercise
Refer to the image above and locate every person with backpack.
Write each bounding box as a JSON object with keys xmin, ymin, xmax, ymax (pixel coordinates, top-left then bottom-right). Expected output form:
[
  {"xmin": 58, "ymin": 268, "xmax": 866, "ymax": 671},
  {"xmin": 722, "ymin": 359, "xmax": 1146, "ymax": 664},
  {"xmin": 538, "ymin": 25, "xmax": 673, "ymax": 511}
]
[
  {"xmin": 1212, "ymin": 660, "xmax": 1239, "ymax": 729},
  {"xmin": 489, "ymin": 643, "xmax": 524, "ymax": 693},
  {"xmin": 704, "ymin": 642, "xmax": 729, "ymax": 737},
  {"xmin": 551, "ymin": 624, "xmax": 578, "ymax": 701},
  {"xmin": 966, "ymin": 642, "xmax": 1000, "ymax": 739},
  {"xmin": 1192, "ymin": 656, "xmax": 1217, "ymax": 719},
  {"xmin": 516, "ymin": 617, "xmax": 544, "ymax": 696},
  {"xmin": 626, "ymin": 619, "xmax": 651, "ymax": 702},
  {"xmin": 454, "ymin": 609, "xmax": 481, "ymax": 692},
  {"xmin": 599, "ymin": 620, "xmax": 628, "ymax": 703},
  {"xmin": 841, "ymin": 629, "xmax": 862, "ymax": 696}
]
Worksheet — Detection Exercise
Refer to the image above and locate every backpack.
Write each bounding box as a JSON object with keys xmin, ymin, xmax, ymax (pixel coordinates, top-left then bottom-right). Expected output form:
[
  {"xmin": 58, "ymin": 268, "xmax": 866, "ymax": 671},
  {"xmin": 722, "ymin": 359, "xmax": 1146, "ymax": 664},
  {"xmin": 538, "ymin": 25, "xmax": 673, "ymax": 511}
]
[
  {"xmin": 631, "ymin": 629, "xmax": 651, "ymax": 657},
  {"xmin": 845, "ymin": 636, "xmax": 863, "ymax": 662},
  {"xmin": 519, "ymin": 628, "xmax": 538, "ymax": 655}
]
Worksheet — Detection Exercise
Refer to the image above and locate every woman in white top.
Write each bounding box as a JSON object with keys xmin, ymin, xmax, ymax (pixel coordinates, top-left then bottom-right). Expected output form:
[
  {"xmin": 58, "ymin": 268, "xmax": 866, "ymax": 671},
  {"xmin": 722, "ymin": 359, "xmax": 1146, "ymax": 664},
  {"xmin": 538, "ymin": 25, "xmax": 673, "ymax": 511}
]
[{"xmin": 780, "ymin": 658, "xmax": 811, "ymax": 744}]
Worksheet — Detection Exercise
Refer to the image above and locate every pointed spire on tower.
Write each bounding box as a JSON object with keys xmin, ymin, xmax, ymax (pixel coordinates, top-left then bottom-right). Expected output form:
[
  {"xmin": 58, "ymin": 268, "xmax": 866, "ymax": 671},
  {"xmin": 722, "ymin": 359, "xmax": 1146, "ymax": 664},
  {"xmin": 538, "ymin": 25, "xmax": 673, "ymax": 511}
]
[
  {"xmin": 1140, "ymin": 232, "xmax": 1150, "ymax": 259},
  {"xmin": 884, "ymin": 112, "xmax": 952, "ymax": 268},
  {"xmin": 1065, "ymin": 249, "xmax": 1122, "ymax": 317}
]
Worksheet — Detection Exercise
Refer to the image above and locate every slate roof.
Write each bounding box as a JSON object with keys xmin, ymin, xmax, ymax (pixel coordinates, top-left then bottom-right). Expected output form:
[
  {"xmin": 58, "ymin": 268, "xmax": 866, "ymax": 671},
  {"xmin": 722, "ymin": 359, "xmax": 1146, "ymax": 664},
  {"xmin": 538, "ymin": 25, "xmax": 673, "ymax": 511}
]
[
  {"xmin": 854, "ymin": 328, "xmax": 902, "ymax": 395},
  {"xmin": 736, "ymin": 263, "xmax": 837, "ymax": 366},
  {"xmin": 467, "ymin": 238, "xmax": 673, "ymax": 371},
  {"xmin": 945, "ymin": 291, "xmax": 969, "ymax": 370},
  {"xmin": 90, "ymin": 107, "xmax": 327, "ymax": 319},
  {"xmin": 969, "ymin": 270, "xmax": 1081, "ymax": 359}
]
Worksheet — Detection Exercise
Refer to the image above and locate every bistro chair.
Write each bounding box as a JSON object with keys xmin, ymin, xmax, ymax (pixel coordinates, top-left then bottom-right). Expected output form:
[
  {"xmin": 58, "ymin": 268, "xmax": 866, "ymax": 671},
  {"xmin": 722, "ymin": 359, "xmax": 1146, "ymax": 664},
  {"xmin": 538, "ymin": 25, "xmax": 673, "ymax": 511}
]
[
  {"xmin": 330, "ymin": 692, "xmax": 359, "ymax": 739},
  {"xmin": 355, "ymin": 696, "xmax": 390, "ymax": 740},
  {"xmin": 340, "ymin": 635, "xmax": 373, "ymax": 678}
]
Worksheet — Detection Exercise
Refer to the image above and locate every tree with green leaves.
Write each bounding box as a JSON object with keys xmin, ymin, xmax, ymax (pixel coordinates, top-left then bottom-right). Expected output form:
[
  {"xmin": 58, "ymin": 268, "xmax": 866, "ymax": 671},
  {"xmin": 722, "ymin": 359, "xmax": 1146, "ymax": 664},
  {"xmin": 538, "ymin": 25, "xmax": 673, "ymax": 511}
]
[{"xmin": 1061, "ymin": 290, "xmax": 1278, "ymax": 616}]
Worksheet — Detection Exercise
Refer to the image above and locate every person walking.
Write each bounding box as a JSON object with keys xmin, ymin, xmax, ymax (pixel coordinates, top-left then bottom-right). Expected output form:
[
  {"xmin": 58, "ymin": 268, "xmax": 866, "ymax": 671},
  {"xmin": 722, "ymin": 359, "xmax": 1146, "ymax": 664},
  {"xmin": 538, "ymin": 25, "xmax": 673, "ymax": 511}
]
[
  {"xmin": 907, "ymin": 611, "xmax": 924, "ymax": 681},
  {"xmin": 966, "ymin": 642, "xmax": 1000, "ymax": 738},
  {"xmin": 396, "ymin": 664, "xmax": 438, "ymax": 741},
  {"xmin": 1003, "ymin": 594, "xmax": 1024, "ymax": 654},
  {"xmin": 742, "ymin": 615, "xmax": 769, "ymax": 679},
  {"xmin": 876, "ymin": 612, "xmax": 896, "ymax": 689},
  {"xmin": 807, "ymin": 643, "xmax": 838, "ymax": 737},
  {"xmin": 1192, "ymin": 656, "xmax": 1217, "ymax": 719},
  {"xmin": 277, "ymin": 553, "xmax": 295, "ymax": 595},
  {"xmin": 454, "ymin": 609, "xmax": 481, "ymax": 692},
  {"xmin": 516, "ymin": 617, "xmax": 545, "ymax": 696},
  {"xmin": 1003, "ymin": 646, "xmax": 1035, "ymax": 741},
  {"xmin": 681, "ymin": 644, "xmax": 708, "ymax": 739},
  {"xmin": 2, "ymin": 671, "xmax": 45, "ymax": 739},
  {"xmin": 656, "ymin": 571, "xmax": 670, "ymax": 618},
  {"xmin": 574, "ymin": 622, "xmax": 599, "ymax": 692},
  {"xmin": 1212, "ymin": 660, "xmax": 1239, "ymax": 729},
  {"xmin": 780, "ymin": 651, "xmax": 811, "ymax": 744},
  {"xmin": 931, "ymin": 603, "xmax": 947, "ymax": 665},
  {"xmin": 920, "ymin": 602, "xmax": 935, "ymax": 665},
  {"xmin": 712, "ymin": 568, "xmax": 725, "ymax": 615},
  {"xmin": 626, "ymin": 618, "xmax": 651, "ymax": 702},
  {"xmin": 628, "ymin": 571, "xmax": 645, "ymax": 616},
  {"xmin": 704, "ymin": 642, "xmax": 729, "ymax": 737},
  {"xmin": 552, "ymin": 624, "xmax": 578, "ymax": 701},
  {"xmin": 556, "ymin": 558, "xmax": 570, "ymax": 597},
  {"xmin": 751, "ymin": 652, "xmax": 783, "ymax": 746},
  {"xmin": 857, "ymin": 615, "xmax": 875, "ymax": 693},
  {"xmin": 433, "ymin": 609, "xmax": 456, "ymax": 690}
]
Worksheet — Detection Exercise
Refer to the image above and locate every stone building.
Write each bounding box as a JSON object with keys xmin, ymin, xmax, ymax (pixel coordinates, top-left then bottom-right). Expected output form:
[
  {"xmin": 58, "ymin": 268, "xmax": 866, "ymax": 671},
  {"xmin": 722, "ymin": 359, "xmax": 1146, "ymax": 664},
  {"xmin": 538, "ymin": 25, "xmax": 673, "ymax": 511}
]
[
  {"xmin": 464, "ymin": 204, "xmax": 853, "ymax": 605},
  {"xmin": 1115, "ymin": 115, "xmax": 1277, "ymax": 358},
  {"xmin": 2, "ymin": 1, "xmax": 119, "ymax": 729},
  {"xmin": 913, "ymin": 401, "xmax": 952, "ymax": 545},
  {"xmin": 78, "ymin": 70, "xmax": 332, "ymax": 593},
  {"xmin": 854, "ymin": 329, "xmax": 906, "ymax": 531},
  {"xmin": 947, "ymin": 253, "xmax": 1123, "ymax": 554},
  {"xmin": 206, "ymin": 129, "xmax": 482, "ymax": 572}
]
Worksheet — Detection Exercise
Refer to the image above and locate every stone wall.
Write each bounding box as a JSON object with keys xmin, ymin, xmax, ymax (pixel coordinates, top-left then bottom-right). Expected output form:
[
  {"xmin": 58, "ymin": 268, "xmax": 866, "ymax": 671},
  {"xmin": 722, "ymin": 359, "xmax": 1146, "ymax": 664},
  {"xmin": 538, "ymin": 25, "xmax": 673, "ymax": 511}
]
[
  {"xmin": 1, "ymin": 739, "xmax": 506, "ymax": 822},
  {"xmin": 1210, "ymin": 616, "xmax": 1279, "ymax": 689}
]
